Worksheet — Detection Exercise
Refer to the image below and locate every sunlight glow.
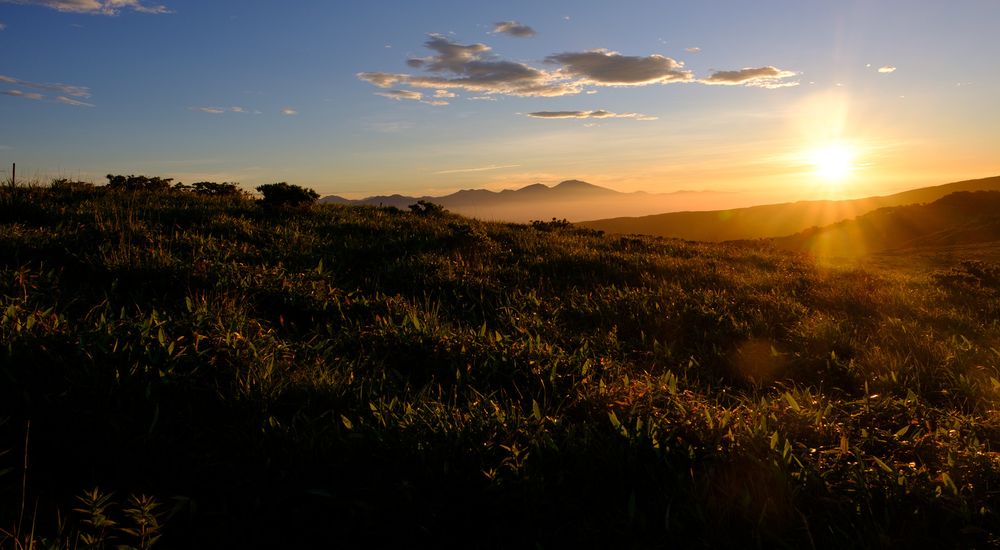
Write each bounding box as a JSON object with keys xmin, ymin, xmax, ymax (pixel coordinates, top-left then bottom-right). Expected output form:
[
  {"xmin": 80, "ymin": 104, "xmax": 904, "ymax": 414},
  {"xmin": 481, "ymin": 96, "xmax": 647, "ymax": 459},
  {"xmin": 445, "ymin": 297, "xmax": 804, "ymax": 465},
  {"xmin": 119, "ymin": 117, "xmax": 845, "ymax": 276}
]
[{"xmin": 808, "ymin": 143, "xmax": 857, "ymax": 182}]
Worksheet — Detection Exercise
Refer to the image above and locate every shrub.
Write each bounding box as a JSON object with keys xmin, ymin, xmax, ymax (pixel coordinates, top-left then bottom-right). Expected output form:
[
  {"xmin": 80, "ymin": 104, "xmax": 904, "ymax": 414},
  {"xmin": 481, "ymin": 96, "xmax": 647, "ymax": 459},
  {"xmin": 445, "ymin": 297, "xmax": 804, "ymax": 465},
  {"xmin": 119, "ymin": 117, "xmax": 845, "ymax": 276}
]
[
  {"xmin": 190, "ymin": 181, "xmax": 244, "ymax": 197},
  {"xmin": 255, "ymin": 182, "xmax": 319, "ymax": 206},
  {"xmin": 50, "ymin": 178, "xmax": 95, "ymax": 193},
  {"xmin": 409, "ymin": 200, "xmax": 447, "ymax": 216},
  {"xmin": 106, "ymin": 174, "xmax": 173, "ymax": 192}
]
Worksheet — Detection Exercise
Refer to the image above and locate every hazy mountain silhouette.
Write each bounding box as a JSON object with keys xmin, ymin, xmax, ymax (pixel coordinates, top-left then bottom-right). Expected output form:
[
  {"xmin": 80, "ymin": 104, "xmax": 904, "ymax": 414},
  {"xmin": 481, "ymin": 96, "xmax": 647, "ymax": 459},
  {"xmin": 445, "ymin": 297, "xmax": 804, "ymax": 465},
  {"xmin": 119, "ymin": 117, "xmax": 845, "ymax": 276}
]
[
  {"xmin": 577, "ymin": 176, "xmax": 1000, "ymax": 241},
  {"xmin": 770, "ymin": 191, "xmax": 1000, "ymax": 257},
  {"xmin": 320, "ymin": 180, "xmax": 734, "ymax": 222}
]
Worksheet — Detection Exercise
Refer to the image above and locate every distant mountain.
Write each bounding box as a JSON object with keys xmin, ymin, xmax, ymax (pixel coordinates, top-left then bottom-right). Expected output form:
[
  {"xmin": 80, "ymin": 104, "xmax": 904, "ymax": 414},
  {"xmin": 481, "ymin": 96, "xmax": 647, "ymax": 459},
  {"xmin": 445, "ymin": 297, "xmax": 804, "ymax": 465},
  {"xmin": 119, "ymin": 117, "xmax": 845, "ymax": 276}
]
[
  {"xmin": 770, "ymin": 191, "xmax": 1000, "ymax": 257},
  {"xmin": 320, "ymin": 180, "xmax": 736, "ymax": 222},
  {"xmin": 576, "ymin": 176, "xmax": 1000, "ymax": 241}
]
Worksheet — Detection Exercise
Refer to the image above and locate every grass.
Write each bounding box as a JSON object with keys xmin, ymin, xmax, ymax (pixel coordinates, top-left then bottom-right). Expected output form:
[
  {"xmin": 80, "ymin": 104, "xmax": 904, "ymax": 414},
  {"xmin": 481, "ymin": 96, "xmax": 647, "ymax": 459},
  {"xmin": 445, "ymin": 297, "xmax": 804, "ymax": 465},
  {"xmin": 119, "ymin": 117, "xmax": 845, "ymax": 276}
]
[{"xmin": 1, "ymin": 183, "xmax": 999, "ymax": 547}]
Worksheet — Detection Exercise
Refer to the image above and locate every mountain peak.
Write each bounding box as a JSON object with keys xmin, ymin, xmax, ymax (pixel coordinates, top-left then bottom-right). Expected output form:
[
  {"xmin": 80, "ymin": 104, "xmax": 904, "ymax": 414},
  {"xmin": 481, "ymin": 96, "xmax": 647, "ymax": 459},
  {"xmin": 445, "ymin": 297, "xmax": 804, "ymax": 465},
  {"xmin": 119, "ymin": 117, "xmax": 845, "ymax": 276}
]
[{"xmin": 554, "ymin": 179, "xmax": 596, "ymax": 189}]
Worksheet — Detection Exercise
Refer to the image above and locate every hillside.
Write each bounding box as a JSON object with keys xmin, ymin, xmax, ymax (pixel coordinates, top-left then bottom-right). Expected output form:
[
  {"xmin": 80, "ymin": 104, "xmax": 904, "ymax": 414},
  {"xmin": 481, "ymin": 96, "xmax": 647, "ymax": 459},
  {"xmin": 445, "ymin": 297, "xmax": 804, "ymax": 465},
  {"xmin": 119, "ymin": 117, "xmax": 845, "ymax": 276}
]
[
  {"xmin": 771, "ymin": 191, "xmax": 1000, "ymax": 257},
  {"xmin": 577, "ymin": 175, "xmax": 1000, "ymax": 241},
  {"xmin": 321, "ymin": 179, "xmax": 736, "ymax": 222},
  {"xmin": 2, "ymin": 185, "xmax": 1000, "ymax": 547}
]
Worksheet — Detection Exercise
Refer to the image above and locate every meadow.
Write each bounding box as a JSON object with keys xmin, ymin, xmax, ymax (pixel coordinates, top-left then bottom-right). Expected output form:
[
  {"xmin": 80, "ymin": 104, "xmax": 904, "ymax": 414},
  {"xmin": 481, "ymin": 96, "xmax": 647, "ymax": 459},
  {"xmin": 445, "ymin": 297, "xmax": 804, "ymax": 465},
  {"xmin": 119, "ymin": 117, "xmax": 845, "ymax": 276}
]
[{"xmin": 1, "ymin": 182, "xmax": 999, "ymax": 548}]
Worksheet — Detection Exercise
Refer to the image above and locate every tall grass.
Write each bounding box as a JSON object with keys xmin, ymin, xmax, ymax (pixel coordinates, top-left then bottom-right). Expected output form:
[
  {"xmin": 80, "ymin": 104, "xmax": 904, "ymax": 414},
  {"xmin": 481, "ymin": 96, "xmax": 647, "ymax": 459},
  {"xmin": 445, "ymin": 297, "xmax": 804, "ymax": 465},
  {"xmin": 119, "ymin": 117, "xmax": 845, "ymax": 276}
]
[{"xmin": 1, "ymin": 184, "xmax": 998, "ymax": 547}]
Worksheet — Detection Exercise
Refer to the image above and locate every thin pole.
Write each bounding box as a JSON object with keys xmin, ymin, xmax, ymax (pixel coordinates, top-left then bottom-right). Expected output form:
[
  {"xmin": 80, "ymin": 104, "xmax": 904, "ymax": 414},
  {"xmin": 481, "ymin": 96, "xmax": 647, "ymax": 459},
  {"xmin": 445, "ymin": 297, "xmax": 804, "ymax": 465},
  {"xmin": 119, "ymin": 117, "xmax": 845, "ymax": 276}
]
[{"xmin": 11, "ymin": 162, "xmax": 14, "ymax": 187}]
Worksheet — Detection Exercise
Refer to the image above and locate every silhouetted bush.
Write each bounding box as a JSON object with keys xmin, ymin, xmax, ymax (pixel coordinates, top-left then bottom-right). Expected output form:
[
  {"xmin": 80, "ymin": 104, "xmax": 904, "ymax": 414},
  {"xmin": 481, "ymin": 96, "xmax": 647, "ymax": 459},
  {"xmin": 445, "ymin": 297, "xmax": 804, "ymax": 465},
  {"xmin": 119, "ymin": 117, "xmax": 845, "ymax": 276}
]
[
  {"xmin": 191, "ymin": 181, "xmax": 244, "ymax": 197},
  {"xmin": 50, "ymin": 178, "xmax": 94, "ymax": 192},
  {"xmin": 256, "ymin": 182, "xmax": 319, "ymax": 206},
  {"xmin": 106, "ymin": 174, "xmax": 173, "ymax": 192},
  {"xmin": 531, "ymin": 217, "xmax": 571, "ymax": 231},
  {"xmin": 409, "ymin": 200, "xmax": 446, "ymax": 216}
]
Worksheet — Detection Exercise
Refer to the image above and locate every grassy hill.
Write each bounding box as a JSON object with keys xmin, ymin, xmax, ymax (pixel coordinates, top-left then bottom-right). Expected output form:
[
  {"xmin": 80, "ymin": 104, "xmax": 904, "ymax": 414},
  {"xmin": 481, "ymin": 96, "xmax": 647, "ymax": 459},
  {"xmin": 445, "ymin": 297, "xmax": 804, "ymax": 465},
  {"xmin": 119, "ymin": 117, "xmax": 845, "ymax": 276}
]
[
  {"xmin": 2, "ymin": 185, "xmax": 1000, "ymax": 547},
  {"xmin": 577, "ymin": 175, "xmax": 1000, "ymax": 241},
  {"xmin": 772, "ymin": 191, "xmax": 1000, "ymax": 257}
]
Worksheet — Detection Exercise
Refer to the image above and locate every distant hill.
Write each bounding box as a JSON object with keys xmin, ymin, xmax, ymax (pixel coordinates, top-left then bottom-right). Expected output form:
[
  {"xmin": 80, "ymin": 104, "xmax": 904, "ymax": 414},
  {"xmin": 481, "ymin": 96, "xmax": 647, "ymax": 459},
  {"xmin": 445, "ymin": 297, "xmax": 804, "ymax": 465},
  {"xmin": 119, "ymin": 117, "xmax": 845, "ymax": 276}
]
[
  {"xmin": 321, "ymin": 180, "xmax": 737, "ymax": 222},
  {"xmin": 770, "ymin": 191, "xmax": 1000, "ymax": 257},
  {"xmin": 576, "ymin": 176, "xmax": 1000, "ymax": 241}
]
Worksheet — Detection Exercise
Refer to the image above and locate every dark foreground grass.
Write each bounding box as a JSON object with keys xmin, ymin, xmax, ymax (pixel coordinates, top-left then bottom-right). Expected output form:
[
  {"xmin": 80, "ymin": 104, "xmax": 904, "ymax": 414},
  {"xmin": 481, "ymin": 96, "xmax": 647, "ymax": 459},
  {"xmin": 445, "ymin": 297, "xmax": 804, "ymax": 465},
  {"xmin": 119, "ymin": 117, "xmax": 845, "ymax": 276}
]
[{"xmin": 2, "ymin": 185, "xmax": 1000, "ymax": 548}]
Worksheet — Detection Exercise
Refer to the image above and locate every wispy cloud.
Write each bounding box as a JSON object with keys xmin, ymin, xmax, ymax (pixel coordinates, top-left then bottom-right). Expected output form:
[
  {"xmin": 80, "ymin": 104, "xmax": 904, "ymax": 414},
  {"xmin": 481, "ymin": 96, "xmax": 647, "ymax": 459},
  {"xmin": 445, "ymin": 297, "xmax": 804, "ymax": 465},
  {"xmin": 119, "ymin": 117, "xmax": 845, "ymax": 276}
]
[
  {"xmin": 55, "ymin": 95, "xmax": 94, "ymax": 107},
  {"xmin": 878, "ymin": 65, "xmax": 896, "ymax": 74},
  {"xmin": 685, "ymin": 47, "xmax": 701, "ymax": 53},
  {"xmin": 701, "ymin": 66, "xmax": 798, "ymax": 88},
  {"xmin": 0, "ymin": 21, "xmax": 7, "ymax": 30},
  {"xmin": 3, "ymin": 90, "xmax": 44, "ymax": 100},
  {"xmin": 190, "ymin": 105, "xmax": 259, "ymax": 115},
  {"xmin": 492, "ymin": 20, "xmax": 536, "ymax": 38},
  {"xmin": 376, "ymin": 89, "xmax": 423, "ymax": 101},
  {"xmin": 0, "ymin": 74, "xmax": 91, "ymax": 98},
  {"xmin": 1, "ymin": 74, "xmax": 94, "ymax": 105},
  {"xmin": 434, "ymin": 164, "xmax": 521, "ymax": 175},
  {"xmin": 375, "ymin": 88, "xmax": 450, "ymax": 106},
  {"xmin": 0, "ymin": 0, "xmax": 171, "ymax": 15},
  {"xmin": 281, "ymin": 108, "xmax": 298, "ymax": 116},
  {"xmin": 526, "ymin": 110, "xmax": 657, "ymax": 121}
]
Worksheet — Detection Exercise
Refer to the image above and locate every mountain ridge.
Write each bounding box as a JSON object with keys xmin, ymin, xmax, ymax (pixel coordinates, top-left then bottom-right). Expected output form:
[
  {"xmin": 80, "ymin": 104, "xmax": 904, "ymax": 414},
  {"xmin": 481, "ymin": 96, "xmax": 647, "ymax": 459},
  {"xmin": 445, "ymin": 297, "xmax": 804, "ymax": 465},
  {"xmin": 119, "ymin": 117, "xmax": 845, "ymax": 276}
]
[
  {"xmin": 320, "ymin": 180, "xmax": 731, "ymax": 222},
  {"xmin": 576, "ymin": 175, "xmax": 1000, "ymax": 242}
]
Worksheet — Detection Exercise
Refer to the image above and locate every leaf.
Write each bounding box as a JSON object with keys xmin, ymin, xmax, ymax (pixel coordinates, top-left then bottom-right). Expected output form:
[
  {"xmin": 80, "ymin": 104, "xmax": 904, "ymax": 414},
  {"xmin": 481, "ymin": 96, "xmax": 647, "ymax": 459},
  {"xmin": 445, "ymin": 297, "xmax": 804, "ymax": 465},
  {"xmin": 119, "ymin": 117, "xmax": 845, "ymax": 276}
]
[
  {"xmin": 340, "ymin": 415, "xmax": 353, "ymax": 430},
  {"xmin": 784, "ymin": 392, "xmax": 801, "ymax": 412},
  {"xmin": 871, "ymin": 455, "xmax": 894, "ymax": 474},
  {"xmin": 532, "ymin": 400, "xmax": 542, "ymax": 422}
]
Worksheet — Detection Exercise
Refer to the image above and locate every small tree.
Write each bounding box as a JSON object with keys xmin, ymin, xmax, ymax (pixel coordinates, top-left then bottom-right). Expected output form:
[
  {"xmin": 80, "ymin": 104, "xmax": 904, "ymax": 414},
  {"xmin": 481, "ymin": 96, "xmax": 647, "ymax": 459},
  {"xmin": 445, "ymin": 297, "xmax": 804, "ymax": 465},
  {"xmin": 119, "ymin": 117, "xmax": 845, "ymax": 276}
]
[
  {"xmin": 255, "ymin": 182, "xmax": 319, "ymax": 206},
  {"xmin": 191, "ymin": 181, "xmax": 243, "ymax": 197},
  {"xmin": 106, "ymin": 174, "xmax": 173, "ymax": 192},
  {"xmin": 409, "ymin": 200, "xmax": 447, "ymax": 216}
]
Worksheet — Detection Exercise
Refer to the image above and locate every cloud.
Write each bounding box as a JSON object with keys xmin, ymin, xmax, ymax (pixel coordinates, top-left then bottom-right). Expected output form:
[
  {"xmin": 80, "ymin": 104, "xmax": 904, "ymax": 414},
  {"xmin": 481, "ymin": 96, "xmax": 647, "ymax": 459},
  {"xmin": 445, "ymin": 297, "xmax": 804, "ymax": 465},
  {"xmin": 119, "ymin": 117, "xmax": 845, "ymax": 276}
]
[
  {"xmin": 55, "ymin": 95, "xmax": 94, "ymax": 106},
  {"xmin": 360, "ymin": 34, "xmax": 797, "ymax": 103},
  {"xmin": 701, "ymin": 66, "xmax": 798, "ymax": 88},
  {"xmin": 685, "ymin": 47, "xmax": 701, "ymax": 53},
  {"xmin": 545, "ymin": 49, "xmax": 692, "ymax": 85},
  {"xmin": 434, "ymin": 164, "xmax": 521, "ymax": 175},
  {"xmin": 359, "ymin": 34, "xmax": 580, "ymax": 98},
  {"xmin": 492, "ymin": 20, "xmax": 536, "ymax": 38},
  {"xmin": 1, "ymin": 74, "xmax": 94, "ymax": 105},
  {"xmin": 190, "ymin": 105, "xmax": 257, "ymax": 115},
  {"xmin": 0, "ymin": 74, "xmax": 91, "ymax": 98},
  {"xmin": 526, "ymin": 110, "xmax": 657, "ymax": 121},
  {"xmin": 0, "ymin": 22, "xmax": 6, "ymax": 30},
  {"xmin": 3, "ymin": 90, "xmax": 44, "ymax": 100},
  {"xmin": 878, "ymin": 65, "xmax": 896, "ymax": 73},
  {"xmin": 281, "ymin": 108, "xmax": 298, "ymax": 116},
  {"xmin": 0, "ymin": 0, "xmax": 171, "ymax": 15},
  {"xmin": 375, "ymin": 89, "xmax": 449, "ymax": 106},
  {"xmin": 376, "ymin": 89, "xmax": 423, "ymax": 101}
]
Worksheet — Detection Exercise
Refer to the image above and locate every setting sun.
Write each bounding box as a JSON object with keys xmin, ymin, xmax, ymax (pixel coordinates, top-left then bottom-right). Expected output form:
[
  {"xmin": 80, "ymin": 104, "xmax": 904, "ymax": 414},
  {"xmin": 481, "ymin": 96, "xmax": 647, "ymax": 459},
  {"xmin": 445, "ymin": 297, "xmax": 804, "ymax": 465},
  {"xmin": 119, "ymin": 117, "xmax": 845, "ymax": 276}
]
[{"xmin": 808, "ymin": 143, "xmax": 857, "ymax": 182}]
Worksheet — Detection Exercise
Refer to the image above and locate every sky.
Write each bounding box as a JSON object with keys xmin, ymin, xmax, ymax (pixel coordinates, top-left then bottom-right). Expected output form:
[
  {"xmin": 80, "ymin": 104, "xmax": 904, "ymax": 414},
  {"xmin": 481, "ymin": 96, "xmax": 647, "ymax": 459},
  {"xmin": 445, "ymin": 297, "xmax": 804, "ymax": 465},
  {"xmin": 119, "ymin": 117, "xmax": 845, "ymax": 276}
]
[{"xmin": 1, "ymin": 0, "xmax": 998, "ymax": 205}]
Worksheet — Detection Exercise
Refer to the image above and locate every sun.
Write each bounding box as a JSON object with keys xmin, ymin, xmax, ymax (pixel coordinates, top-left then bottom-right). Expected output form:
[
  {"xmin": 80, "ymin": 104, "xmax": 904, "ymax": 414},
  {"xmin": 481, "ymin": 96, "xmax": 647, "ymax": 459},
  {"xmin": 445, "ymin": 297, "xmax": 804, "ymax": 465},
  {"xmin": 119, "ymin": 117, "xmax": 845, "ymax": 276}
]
[{"xmin": 808, "ymin": 143, "xmax": 857, "ymax": 182}]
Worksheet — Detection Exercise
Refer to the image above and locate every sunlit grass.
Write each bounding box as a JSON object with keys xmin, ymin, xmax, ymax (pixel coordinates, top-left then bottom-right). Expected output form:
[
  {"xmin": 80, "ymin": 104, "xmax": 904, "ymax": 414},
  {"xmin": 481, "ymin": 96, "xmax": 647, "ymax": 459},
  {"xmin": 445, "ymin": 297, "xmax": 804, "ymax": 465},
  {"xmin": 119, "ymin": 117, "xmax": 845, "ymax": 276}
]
[{"xmin": 1, "ymin": 183, "xmax": 998, "ymax": 547}]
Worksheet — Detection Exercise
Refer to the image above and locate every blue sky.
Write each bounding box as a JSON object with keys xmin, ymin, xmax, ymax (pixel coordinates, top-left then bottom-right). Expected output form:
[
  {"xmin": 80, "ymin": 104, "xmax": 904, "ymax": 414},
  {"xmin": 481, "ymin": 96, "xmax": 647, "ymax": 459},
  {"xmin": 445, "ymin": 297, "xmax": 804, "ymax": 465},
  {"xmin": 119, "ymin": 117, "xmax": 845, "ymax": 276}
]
[{"xmin": 1, "ymin": 0, "xmax": 998, "ymax": 203}]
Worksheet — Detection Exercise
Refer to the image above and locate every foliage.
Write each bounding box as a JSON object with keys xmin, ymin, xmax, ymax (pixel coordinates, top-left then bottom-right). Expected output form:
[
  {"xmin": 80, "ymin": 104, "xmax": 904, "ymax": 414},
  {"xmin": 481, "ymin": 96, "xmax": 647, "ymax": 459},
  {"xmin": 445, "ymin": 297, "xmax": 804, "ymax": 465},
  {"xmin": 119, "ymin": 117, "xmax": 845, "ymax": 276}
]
[
  {"xmin": 1, "ymin": 187, "xmax": 999, "ymax": 547},
  {"xmin": 255, "ymin": 182, "xmax": 319, "ymax": 206},
  {"xmin": 189, "ymin": 181, "xmax": 244, "ymax": 197},
  {"xmin": 408, "ymin": 200, "xmax": 447, "ymax": 216},
  {"xmin": 531, "ymin": 217, "xmax": 572, "ymax": 231},
  {"xmin": 106, "ymin": 174, "xmax": 174, "ymax": 192}
]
